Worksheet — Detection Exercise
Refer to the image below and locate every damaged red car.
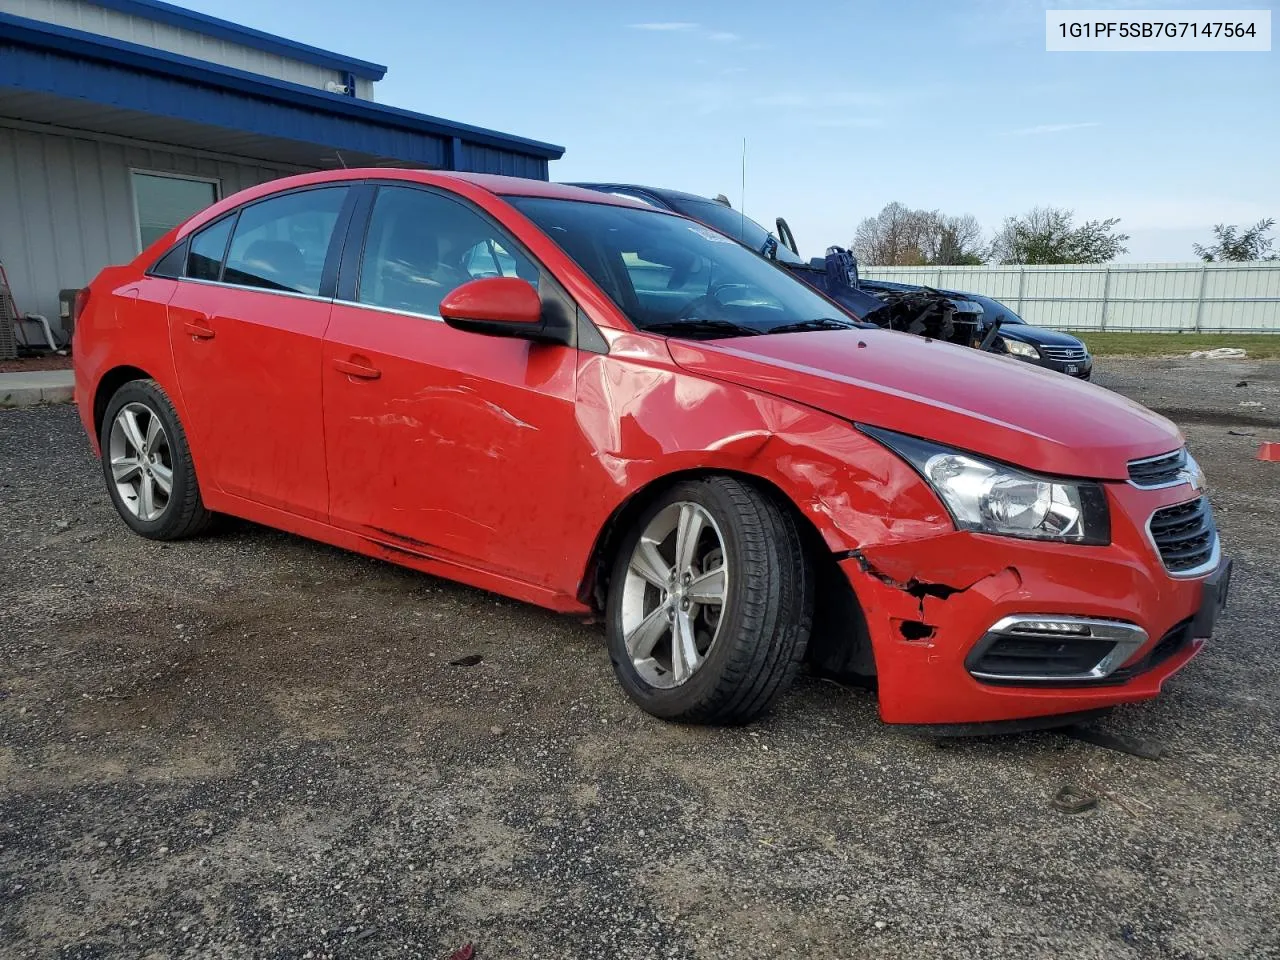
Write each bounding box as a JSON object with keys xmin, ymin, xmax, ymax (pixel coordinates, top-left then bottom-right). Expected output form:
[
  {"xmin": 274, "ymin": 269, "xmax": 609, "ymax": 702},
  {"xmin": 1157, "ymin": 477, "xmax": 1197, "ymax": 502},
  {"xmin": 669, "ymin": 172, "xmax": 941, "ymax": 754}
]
[{"xmin": 74, "ymin": 170, "xmax": 1230, "ymax": 727}]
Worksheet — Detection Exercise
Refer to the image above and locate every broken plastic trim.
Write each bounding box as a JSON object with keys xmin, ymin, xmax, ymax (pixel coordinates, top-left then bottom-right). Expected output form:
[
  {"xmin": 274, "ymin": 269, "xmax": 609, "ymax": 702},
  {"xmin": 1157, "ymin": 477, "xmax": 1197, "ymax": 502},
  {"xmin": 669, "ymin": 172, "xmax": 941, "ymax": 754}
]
[{"xmin": 840, "ymin": 547, "xmax": 968, "ymax": 618}]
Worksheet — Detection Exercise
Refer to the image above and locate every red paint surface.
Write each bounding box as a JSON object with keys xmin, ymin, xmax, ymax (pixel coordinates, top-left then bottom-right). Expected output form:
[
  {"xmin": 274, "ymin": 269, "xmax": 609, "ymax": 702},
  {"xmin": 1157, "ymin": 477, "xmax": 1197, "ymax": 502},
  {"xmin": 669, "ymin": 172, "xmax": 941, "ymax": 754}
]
[
  {"xmin": 73, "ymin": 168, "xmax": 1220, "ymax": 726},
  {"xmin": 439, "ymin": 277, "xmax": 543, "ymax": 325}
]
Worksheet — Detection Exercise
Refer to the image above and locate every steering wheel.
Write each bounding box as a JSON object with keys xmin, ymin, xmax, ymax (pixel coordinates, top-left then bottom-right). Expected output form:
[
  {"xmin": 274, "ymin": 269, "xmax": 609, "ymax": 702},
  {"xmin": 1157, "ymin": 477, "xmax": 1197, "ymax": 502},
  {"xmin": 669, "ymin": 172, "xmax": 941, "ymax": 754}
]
[{"xmin": 675, "ymin": 295, "xmax": 718, "ymax": 322}]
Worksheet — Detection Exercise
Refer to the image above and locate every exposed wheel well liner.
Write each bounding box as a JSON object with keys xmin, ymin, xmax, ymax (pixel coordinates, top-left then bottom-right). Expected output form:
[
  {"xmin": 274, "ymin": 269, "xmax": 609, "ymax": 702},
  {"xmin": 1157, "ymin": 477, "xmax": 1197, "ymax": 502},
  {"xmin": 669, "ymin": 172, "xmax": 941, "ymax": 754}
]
[{"xmin": 93, "ymin": 365, "xmax": 152, "ymax": 439}]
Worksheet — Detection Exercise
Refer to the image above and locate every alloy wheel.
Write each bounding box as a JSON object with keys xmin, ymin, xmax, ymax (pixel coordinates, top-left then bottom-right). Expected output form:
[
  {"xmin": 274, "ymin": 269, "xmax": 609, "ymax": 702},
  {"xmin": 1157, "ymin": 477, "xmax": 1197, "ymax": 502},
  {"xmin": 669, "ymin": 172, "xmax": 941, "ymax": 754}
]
[
  {"xmin": 620, "ymin": 502, "xmax": 729, "ymax": 688},
  {"xmin": 108, "ymin": 402, "xmax": 173, "ymax": 522}
]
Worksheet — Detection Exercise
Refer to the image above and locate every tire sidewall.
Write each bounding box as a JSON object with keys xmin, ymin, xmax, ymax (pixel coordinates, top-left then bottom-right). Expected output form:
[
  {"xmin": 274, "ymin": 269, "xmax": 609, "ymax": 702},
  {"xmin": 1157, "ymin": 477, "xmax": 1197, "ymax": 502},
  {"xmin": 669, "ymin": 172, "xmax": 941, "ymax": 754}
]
[
  {"xmin": 606, "ymin": 480, "xmax": 754, "ymax": 718},
  {"xmin": 100, "ymin": 380, "xmax": 196, "ymax": 540}
]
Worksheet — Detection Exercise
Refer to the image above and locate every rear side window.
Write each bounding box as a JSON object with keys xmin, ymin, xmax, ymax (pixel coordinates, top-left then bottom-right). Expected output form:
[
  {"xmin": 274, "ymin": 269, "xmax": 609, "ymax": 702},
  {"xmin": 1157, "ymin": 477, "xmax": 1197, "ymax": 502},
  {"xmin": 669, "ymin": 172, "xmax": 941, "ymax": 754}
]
[
  {"xmin": 186, "ymin": 217, "xmax": 235, "ymax": 281},
  {"xmin": 150, "ymin": 240, "xmax": 188, "ymax": 279},
  {"xmin": 223, "ymin": 188, "xmax": 348, "ymax": 295},
  {"xmin": 357, "ymin": 186, "xmax": 537, "ymax": 317}
]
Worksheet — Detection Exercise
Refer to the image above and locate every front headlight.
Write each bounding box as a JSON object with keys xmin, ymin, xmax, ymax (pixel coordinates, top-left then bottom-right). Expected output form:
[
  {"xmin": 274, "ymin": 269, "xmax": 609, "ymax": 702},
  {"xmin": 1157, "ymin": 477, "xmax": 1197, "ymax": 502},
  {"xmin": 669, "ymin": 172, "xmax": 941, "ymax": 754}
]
[
  {"xmin": 861, "ymin": 427, "xmax": 1111, "ymax": 545},
  {"xmin": 1001, "ymin": 337, "xmax": 1040, "ymax": 359}
]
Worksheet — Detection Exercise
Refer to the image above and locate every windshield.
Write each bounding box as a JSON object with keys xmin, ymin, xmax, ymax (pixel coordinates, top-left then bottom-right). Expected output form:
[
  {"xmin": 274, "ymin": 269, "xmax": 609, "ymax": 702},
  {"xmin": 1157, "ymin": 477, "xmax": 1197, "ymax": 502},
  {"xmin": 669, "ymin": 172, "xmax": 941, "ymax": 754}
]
[
  {"xmin": 974, "ymin": 295, "xmax": 1025, "ymax": 324},
  {"xmin": 665, "ymin": 197, "xmax": 807, "ymax": 267},
  {"xmin": 508, "ymin": 197, "xmax": 853, "ymax": 338}
]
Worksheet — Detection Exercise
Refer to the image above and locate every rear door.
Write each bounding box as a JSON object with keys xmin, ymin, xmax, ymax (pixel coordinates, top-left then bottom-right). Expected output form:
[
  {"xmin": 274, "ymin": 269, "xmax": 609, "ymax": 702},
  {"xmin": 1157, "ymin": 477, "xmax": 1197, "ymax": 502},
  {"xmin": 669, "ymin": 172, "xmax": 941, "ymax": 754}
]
[
  {"xmin": 167, "ymin": 185, "xmax": 354, "ymax": 520},
  {"xmin": 321, "ymin": 183, "xmax": 581, "ymax": 585}
]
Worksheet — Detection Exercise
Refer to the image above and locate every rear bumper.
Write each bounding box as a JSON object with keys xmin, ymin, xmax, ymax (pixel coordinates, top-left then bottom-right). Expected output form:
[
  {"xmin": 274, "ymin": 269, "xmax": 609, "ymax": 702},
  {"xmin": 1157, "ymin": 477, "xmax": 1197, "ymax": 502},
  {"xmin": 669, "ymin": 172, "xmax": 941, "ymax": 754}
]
[{"xmin": 841, "ymin": 520, "xmax": 1220, "ymax": 725}]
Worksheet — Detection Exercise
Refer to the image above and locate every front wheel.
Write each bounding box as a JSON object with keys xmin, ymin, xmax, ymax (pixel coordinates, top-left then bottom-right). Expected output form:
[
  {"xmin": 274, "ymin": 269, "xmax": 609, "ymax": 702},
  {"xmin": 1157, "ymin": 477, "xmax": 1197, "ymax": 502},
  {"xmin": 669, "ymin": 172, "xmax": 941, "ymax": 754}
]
[{"xmin": 606, "ymin": 477, "xmax": 814, "ymax": 724}]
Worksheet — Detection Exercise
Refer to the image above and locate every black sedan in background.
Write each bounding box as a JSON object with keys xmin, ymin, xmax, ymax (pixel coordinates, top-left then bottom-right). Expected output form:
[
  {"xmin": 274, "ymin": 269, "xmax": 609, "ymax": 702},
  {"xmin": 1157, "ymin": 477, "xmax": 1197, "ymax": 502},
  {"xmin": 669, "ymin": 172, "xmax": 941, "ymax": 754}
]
[
  {"xmin": 866, "ymin": 283, "xmax": 1094, "ymax": 379},
  {"xmin": 570, "ymin": 182, "xmax": 1092, "ymax": 377},
  {"xmin": 968, "ymin": 293, "xmax": 1093, "ymax": 379}
]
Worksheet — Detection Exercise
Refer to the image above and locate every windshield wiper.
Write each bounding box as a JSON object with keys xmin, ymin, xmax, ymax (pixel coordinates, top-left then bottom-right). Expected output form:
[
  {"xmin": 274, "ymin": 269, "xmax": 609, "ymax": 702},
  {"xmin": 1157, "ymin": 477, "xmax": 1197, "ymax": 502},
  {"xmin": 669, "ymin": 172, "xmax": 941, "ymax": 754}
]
[
  {"xmin": 766, "ymin": 317, "xmax": 858, "ymax": 334},
  {"xmin": 643, "ymin": 319, "xmax": 763, "ymax": 339}
]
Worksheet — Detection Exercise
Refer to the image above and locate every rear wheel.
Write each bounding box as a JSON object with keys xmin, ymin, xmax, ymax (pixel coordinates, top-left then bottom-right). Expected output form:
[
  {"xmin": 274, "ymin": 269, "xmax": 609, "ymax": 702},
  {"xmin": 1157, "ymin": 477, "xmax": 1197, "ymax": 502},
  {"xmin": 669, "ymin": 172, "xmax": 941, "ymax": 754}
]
[
  {"xmin": 100, "ymin": 379, "xmax": 213, "ymax": 540},
  {"xmin": 606, "ymin": 476, "xmax": 813, "ymax": 724}
]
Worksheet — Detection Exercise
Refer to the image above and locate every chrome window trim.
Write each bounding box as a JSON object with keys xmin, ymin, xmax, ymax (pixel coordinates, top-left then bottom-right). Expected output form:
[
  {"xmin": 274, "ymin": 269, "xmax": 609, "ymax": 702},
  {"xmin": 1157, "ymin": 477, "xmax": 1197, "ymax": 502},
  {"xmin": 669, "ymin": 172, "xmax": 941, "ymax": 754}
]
[
  {"xmin": 968, "ymin": 615, "xmax": 1148, "ymax": 683},
  {"xmin": 176, "ymin": 276, "xmax": 333, "ymax": 305},
  {"xmin": 332, "ymin": 298, "xmax": 445, "ymax": 323},
  {"xmin": 1145, "ymin": 497, "xmax": 1222, "ymax": 580}
]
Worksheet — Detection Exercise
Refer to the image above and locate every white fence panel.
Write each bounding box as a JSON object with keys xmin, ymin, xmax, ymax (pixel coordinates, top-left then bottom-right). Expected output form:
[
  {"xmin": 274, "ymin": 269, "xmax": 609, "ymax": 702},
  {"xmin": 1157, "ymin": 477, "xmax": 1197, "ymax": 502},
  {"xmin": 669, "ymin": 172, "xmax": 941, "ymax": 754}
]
[{"xmin": 860, "ymin": 263, "xmax": 1280, "ymax": 333}]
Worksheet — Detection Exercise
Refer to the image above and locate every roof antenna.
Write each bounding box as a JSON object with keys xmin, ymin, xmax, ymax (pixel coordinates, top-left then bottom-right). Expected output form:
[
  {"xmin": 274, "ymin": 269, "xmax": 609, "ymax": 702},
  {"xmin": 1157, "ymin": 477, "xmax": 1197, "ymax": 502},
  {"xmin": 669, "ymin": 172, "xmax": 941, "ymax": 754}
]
[
  {"xmin": 334, "ymin": 150, "xmax": 348, "ymax": 169},
  {"xmin": 739, "ymin": 137, "xmax": 747, "ymax": 241}
]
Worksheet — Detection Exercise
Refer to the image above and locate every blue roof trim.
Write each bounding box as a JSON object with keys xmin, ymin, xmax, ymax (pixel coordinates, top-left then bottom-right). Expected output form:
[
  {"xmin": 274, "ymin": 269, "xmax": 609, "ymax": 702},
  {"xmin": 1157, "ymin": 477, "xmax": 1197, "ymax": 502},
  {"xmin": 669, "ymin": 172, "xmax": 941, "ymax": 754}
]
[
  {"xmin": 0, "ymin": 12, "xmax": 565, "ymax": 161},
  {"xmin": 83, "ymin": 0, "xmax": 387, "ymax": 80}
]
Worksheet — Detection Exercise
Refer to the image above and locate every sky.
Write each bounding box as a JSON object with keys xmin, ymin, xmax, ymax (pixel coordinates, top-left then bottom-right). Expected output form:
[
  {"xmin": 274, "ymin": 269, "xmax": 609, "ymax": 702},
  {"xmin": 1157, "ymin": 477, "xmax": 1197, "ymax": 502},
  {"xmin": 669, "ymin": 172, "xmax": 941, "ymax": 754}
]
[{"xmin": 181, "ymin": 0, "xmax": 1278, "ymax": 262}]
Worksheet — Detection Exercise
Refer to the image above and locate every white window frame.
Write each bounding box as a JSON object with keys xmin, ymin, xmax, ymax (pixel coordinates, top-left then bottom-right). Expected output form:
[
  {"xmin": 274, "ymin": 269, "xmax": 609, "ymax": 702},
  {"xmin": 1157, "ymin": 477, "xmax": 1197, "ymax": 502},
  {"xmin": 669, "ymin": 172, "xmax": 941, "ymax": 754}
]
[{"xmin": 129, "ymin": 168, "xmax": 222, "ymax": 253}]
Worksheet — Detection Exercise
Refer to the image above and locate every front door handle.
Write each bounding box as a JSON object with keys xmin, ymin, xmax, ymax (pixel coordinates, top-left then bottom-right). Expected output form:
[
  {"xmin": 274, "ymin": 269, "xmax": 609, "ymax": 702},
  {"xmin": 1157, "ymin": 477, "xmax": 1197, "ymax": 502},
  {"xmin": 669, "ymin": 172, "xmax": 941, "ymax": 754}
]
[
  {"xmin": 184, "ymin": 319, "xmax": 215, "ymax": 340},
  {"xmin": 333, "ymin": 357, "xmax": 381, "ymax": 380}
]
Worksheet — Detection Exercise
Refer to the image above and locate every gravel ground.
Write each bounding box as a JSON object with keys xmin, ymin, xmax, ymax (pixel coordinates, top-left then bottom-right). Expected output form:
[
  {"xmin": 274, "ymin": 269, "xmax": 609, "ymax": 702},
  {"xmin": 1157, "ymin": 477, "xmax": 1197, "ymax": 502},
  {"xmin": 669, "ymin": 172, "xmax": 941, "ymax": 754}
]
[{"xmin": 2, "ymin": 358, "xmax": 1278, "ymax": 960}]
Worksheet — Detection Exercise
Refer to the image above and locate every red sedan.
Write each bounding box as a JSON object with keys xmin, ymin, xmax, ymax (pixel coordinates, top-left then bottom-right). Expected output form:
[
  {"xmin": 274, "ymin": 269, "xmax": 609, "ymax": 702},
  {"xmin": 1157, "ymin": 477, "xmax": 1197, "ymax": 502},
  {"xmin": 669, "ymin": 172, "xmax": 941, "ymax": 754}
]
[{"xmin": 73, "ymin": 170, "xmax": 1230, "ymax": 727}]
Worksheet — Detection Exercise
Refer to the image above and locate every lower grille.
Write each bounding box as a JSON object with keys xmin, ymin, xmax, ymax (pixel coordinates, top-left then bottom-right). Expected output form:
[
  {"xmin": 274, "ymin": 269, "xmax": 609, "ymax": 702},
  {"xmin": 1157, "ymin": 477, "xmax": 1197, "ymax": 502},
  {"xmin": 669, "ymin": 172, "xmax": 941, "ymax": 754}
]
[
  {"xmin": 1041, "ymin": 345, "xmax": 1088, "ymax": 361},
  {"xmin": 1110, "ymin": 618, "xmax": 1196, "ymax": 681},
  {"xmin": 972, "ymin": 636, "xmax": 1117, "ymax": 678},
  {"xmin": 1149, "ymin": 497, "xmax": 1217, "ymax": 575},
  {"xmin": 966, "ymin": 616, "xmax": 1147, "ymax": 684}
]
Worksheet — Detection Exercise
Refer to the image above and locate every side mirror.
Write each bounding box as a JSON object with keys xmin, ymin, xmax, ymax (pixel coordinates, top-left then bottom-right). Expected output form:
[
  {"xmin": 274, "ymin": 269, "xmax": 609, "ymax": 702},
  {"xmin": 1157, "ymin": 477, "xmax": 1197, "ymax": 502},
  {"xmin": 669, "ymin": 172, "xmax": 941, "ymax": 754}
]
[{"xmin": 439, "ymin": 277, "xmax": 549, "ymax": 341}]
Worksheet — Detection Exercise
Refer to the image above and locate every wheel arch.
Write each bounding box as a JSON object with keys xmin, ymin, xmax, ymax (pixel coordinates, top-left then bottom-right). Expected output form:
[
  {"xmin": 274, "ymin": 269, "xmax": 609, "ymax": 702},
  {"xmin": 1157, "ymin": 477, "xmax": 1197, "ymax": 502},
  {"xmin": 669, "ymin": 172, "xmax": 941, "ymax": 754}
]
[
  {"xmin": 578, "ymin": 466, "xmax": 876, "ymax": 677},
  {"xmin": 93, "ymin": 365, "xmax": 154, "ymax": 441}
]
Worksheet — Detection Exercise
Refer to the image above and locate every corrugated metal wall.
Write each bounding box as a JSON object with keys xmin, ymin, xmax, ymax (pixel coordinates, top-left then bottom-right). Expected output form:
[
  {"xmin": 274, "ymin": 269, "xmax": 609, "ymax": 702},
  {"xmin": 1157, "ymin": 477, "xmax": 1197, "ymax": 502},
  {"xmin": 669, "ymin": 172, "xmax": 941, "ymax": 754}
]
[
  {"xmin": 0, "ymin": 121, "xmax": 299, "ymax": 329},
  {"xmin": 861, "ymin": 263, "xmax": 1280, "ymax": 333},
  {"xmin": 0, "ymin": 0, "xmax": 374, "ymax": 98}
]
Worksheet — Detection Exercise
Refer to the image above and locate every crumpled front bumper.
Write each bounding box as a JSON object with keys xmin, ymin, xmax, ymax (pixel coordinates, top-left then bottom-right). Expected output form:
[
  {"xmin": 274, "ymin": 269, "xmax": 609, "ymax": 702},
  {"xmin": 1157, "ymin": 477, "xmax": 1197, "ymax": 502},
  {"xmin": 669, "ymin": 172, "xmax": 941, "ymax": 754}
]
[{"xmin": 841, "ymin": 484, "xmax": 1220, "ymax": 725}]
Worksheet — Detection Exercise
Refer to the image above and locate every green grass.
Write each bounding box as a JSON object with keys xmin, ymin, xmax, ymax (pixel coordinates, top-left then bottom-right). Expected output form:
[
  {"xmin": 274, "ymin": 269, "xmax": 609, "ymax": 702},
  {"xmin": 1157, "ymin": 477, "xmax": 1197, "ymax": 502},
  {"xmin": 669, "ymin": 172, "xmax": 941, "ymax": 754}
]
[{"xmin": 1078, "ymin": 332, "xmax": 1280, "ymax": 359}]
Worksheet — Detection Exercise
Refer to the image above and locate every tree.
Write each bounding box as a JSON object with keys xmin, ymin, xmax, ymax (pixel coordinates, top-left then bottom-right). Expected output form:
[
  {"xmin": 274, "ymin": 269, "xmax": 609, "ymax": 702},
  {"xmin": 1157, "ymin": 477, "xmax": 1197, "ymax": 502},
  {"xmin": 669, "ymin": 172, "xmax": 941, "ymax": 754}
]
[
  {"xmin": 852, "ymin": 202, "xmax": 927, "ymax": 265},
  {"xmin": 1193, "ymin": 219, "xmax": 1277, "ymax": 261},
  {"xmin": 921, "ymin": 213, "xmax": 986, "ymax": 266},
  {"xmin": 989, "ymin": 206, "xmax": 1129, "ymax": 264},
  {"xmin": 852, "ymin": 203, "xmax": 986, "ymax": 265}
]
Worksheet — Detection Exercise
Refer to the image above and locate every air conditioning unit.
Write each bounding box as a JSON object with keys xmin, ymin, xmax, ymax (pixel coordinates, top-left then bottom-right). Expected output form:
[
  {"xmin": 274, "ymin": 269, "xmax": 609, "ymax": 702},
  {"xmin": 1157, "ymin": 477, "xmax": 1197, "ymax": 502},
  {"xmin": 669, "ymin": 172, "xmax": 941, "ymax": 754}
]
[{"xmin": 0, "ymin": 286, "xmax": 18, "ymax": 361}]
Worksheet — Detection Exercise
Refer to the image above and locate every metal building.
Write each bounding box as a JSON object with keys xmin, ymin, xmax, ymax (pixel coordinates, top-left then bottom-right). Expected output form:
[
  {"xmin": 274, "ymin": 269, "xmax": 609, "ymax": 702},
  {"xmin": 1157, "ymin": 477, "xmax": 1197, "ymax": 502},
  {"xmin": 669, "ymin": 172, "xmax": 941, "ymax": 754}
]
[{"xmin": 0, "ymin": 0, "xmax": 565, "ymax": 340}]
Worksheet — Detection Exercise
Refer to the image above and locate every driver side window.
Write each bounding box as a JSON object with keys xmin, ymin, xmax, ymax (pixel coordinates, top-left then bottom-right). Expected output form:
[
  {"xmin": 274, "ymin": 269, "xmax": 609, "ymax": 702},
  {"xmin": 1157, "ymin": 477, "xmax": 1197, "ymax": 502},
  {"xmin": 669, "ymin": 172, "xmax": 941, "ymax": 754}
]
[
  {"xmin": 358, "ymin": 186, "xmax": 537, "ymax": 317},
  {"xmin": 464, "ymin": 238, "xmax": 521, "ymax": 279}
]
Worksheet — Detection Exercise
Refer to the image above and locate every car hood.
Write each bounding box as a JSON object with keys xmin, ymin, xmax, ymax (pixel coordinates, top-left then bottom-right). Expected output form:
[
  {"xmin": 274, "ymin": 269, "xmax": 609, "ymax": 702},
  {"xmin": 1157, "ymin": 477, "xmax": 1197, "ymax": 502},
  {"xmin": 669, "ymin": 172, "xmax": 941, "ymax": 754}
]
[
  {"xmin": 666, "ymin": 329, "xmax": 1179, "ymax": 480},
  {"xmin": 997, "ymin": 323, "xmax": 1087, "ymax": 349}
]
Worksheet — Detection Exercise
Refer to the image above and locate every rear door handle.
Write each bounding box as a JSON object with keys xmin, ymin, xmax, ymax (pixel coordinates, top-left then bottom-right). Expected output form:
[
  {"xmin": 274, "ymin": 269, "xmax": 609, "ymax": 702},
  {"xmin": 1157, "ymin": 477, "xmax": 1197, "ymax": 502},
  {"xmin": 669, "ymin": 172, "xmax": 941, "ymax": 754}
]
[
  {"xmin": 184, "ymin": 319, "xmax": 215, "ymax": 340},
  {"xmin": 333, "ymin": 357, "xmax": 381, "ymax": 380}
]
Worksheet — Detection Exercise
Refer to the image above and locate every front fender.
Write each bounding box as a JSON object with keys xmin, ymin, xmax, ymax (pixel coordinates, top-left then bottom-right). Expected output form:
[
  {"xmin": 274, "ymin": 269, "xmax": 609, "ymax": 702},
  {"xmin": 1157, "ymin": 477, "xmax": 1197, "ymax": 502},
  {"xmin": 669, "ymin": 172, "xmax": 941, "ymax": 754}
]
[{"xmin": 567, "ymin": 333, "xmax": 952, "ymax": 600}]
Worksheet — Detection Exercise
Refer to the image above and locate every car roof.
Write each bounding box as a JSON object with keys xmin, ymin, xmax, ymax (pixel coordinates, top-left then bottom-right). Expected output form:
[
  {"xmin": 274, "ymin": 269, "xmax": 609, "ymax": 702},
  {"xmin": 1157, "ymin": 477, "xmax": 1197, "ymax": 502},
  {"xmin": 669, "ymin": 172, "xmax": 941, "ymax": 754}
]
[
  {"xmin": 568, "ymin": 183, "xmax": 722, "ymax": 207},
  {"xmin": 167, "ymin": 168, "xmax": 656, "ymax": 244},
  {"xmin": 445, "ymin": 173, "xmax": 647, "ymax": 205}
]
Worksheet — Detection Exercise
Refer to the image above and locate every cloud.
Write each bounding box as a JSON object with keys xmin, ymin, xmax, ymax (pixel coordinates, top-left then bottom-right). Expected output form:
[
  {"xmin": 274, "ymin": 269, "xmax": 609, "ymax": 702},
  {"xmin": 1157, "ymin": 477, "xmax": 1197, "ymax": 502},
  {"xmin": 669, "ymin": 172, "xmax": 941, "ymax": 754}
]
[
  {"xmin": 628, "ymin": 22, "xmax": 698, "ymax": 31},
  {"xmin": 808, "ymin": 116, "xmax": 885, "ymax": 129},
  {"xmin": 754, "ymin": 93, "xmax": 810, "ymax": 108},
  {"xmin": 708, "ymin": 31, "xmax": 741, "ymax": 42},
  {"xmin": 1010, "ymin": 121, "xmax": 1101, "ymax": 136}
]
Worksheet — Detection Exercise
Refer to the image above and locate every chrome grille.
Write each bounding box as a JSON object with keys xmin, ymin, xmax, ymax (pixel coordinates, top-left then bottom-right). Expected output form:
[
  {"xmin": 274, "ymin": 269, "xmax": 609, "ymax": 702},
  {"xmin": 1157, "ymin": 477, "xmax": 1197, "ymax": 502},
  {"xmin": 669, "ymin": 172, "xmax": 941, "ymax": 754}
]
[
  {"xmin": 1041, "ymin": 345, "xmax": 1088, "ymax": 361},
  {"xmin": 1149, "ymin": 497, "xmax": 1217, "ymax": 575},
  {"xmin": 1129, "ymin": 449, "xmax": 1186, "ymax": 488}
]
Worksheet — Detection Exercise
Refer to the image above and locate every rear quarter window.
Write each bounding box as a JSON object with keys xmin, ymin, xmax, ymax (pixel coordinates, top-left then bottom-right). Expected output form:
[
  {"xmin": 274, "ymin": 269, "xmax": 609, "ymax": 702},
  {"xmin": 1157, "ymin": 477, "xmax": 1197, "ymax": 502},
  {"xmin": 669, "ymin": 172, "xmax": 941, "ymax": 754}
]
[{"xmin": 186, "ymin": 217, "xmax": 235, "ymax": 282}]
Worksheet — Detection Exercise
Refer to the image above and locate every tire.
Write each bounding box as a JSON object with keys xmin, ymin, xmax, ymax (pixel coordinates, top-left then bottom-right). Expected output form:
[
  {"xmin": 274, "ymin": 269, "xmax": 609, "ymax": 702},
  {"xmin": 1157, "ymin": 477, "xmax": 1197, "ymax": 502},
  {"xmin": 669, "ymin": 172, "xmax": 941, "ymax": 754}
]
[
  {"xmin": 606, "ymin": 476, "xmax": 814, "ymax": 724},
  {"xmin": 99, "ymin": 379, "xmax": 213, "ymax": 540}
]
